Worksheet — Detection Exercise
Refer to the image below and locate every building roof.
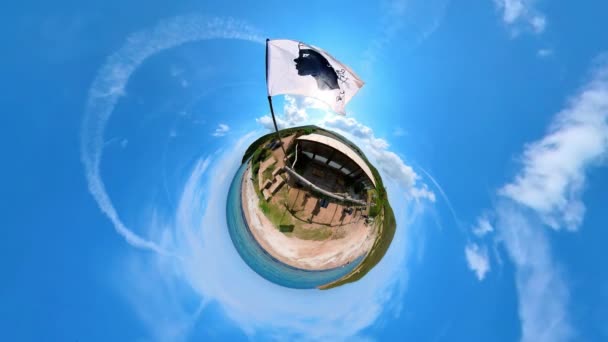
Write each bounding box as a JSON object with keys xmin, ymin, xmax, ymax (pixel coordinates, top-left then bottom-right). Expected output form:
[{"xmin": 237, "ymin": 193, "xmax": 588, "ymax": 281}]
[{"xmin": 296, "ymin": 133, "xmax": 377, "ymax": 187}]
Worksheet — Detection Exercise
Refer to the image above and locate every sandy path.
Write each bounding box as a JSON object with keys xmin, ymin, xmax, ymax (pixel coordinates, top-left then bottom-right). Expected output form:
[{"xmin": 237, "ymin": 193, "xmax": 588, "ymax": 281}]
[{"xmin": 241, "ymin": 164, "xmax": 376, "ymax": 271}]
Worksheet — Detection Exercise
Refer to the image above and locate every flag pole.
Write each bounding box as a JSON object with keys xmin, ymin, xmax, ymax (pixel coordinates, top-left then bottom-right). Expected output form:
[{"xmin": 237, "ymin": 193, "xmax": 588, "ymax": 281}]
[
  {"xmin": 266, "ymin": 39, "xmax": 291, "ymax": 207},
  {"xmin": 265, "ymin": 38, "xmax": 287, "ymax": 157}
]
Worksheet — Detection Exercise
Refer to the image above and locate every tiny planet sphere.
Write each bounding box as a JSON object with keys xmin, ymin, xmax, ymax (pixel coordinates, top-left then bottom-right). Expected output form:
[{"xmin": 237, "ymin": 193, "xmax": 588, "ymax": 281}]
[{"xmin": 226, "ymin": 125, "xmax": 396, "ymax": 289}]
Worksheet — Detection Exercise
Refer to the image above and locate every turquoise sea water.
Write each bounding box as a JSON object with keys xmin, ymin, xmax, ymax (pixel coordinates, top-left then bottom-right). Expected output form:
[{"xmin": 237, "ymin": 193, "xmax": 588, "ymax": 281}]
[{"xmin": 226, "ymin": 162, "xmax": 364, "ymax": 289}]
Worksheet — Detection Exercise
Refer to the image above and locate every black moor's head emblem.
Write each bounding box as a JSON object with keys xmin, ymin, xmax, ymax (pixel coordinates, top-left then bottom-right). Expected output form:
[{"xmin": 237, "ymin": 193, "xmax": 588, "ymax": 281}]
[{"xmin": 294, "ymin": 46, "xmax": 339, "ymax": 91}]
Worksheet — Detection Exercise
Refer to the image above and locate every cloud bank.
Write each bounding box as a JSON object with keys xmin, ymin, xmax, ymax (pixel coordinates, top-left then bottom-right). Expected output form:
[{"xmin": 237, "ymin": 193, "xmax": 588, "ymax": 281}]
[
  {"xmin": 495, "ymin": 203, "xmax": 572, "ymax": 342},
  {"xmin": 466, "ymin": 58, "xmax": 608, "ymax": 341},
  {"xmin": 500, "ymin": 62, "xmax": 608, "ymax": 231}
]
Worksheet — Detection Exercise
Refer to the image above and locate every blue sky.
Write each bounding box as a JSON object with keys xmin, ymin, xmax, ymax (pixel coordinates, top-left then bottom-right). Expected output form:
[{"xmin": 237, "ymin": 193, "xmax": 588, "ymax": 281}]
[{"xmin": 3, "ymin": 0, "xmax": 608, "ymax": 341}]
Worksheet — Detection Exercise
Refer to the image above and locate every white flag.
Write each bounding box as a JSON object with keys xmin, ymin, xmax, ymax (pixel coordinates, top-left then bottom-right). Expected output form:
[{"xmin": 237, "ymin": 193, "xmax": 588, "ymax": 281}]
[{"xmin": 266, "ymin": 39, "xmax": 364, "ymax": 115}]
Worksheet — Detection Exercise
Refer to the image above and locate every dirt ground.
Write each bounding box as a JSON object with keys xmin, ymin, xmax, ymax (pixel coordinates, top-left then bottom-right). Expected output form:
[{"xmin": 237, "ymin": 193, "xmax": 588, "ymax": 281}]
[
  {"xmin": 286, "ymin": 187, "xmax": 363, "ymax": 227},
  {"xmin": 241, "ymin": 164, "xmax": 377, "ymax": 271}
]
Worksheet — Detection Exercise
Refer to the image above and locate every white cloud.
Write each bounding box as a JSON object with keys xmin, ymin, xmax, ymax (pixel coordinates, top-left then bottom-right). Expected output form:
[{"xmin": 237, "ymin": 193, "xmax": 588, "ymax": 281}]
[
  {"xmin": 416, "ymin": 165, "xmax": 460, "ymax": 225},
  {"xmin": 116, "ymin": 250, "xmax": 206, "ymax": 342},
  {"xmin": 256, "ymin": 95, "xmax": 309, "ymax": 130},
  {"xmin": 499, "ymin": 62, "xmax": 608, "ymax": 231},
  {"xmin": 500, "ymin": 0, "xmax": 525, "ymax": 23},
  {"xmin": 530, "ymin": 15, "xmax": 546, "ymax": 33},
  {"xmin": 494, "ymin": 0, "xmax": 547, "ymax": 35},
  {"xmin": 255, "ymin": 116, "xmax": 276, "ymax": 131},
  {"xmin": 322, "ymin": 115, "xmax": 376, "ymax": 141},
  {"xmin": 408, "ymin": 186, "xmax": 437, "ymax": 202},
  {"xmin": 496, "ymin": 203, "xmax": 573, "ymax": 342},
  {"xmin": 489, "ymin": 60, "xmax": 608, "ymax": 341},
  {"xmin": 322, "ymin": 115, "xmax": 436, "ymax": 202},
  {"xmin": 212, "ymin": 123, "xmax": 230, "ymax": 137},
  {"xmin": 80, "ymin": 15, "xmax": 263, "ymax": 253},
  {"xmin": 465, "ymin": 58, "xmax": 608, "ymax": 341},
  {"xmin": 472, "ymin": 216, "xmax": 494, "ymax": 237},
  {"xmin": 464, "ymin": 243, "xmax": 490, "ymax": 281},
  {"xmin": 363, "ymin": 0, "xmax": 450, "ymax": 69},
  {"xmin": 283, "ymin": 96, "xmax": 309, "ymax": 124}
]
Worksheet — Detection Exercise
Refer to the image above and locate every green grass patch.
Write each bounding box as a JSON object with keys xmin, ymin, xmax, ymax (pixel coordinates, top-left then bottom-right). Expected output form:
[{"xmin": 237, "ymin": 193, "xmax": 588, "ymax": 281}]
[
  {"xmin": 291, "ymin": 226, "xmax": 333, "ymax": 241},
  {"xmin": 262, "ymin": 164, "xmax": 276, "ymax": 181},
  {"xmin": 241, "ymin": 126, "xmax": 318, "ymax": 164},
  {"xmin": 279, "ymin": 225, "xmax": 295, "ymax": 233},
  {"xmin": 260, "ymin": 200, "xmax": 293, "ymax": 228}
]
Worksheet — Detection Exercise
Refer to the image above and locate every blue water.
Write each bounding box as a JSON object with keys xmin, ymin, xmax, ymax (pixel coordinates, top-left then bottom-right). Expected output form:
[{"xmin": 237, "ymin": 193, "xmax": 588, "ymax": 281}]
[{"xmin": 226, "ymin": 162, "xmax": 364, "ymax": 289}]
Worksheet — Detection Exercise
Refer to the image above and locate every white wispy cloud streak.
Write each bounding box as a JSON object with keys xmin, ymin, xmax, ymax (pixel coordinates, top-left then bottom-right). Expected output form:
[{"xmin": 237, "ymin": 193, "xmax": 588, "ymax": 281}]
[
  {"xmin": 495, "ymin": 202, "xmax": 573, "ymax": 342},
  {"xmin": 500, "ymin": 61, "xmax": 608, "ymax": 231},
  {"xmin": 498, "ymin": 60, "xmax": 608, "ymax": 340},
  {"xmin": 212, "ymin": 123, "xmax": 230, "ymax": 137},
  {"xmin": 493, "ymin": 0, "xmax": 547, "ymax": 35},
  {"xmin": 363, "ymin": 0, "xmax": 450, "ymax": 70},
  {"xmin": 415, "ymin": 165, "xmax": 460, "ymax": 226},
  {"xmin": 80, "ymin": 14, "xmax": 263, "ymax": 254},
  {"xmin": 466, "ymin": 58, "xmax": 608, "ymax": 341}
]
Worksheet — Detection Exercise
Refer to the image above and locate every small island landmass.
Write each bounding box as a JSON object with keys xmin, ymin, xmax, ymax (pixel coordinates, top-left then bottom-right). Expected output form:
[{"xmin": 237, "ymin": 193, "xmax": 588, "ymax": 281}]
[{"xmin": 237, "ymin": 125, "xmax": 396, "ymax": 289}]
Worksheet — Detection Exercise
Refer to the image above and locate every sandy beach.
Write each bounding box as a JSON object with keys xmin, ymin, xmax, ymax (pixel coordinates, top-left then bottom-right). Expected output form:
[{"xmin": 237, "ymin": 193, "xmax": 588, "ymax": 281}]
[{"xmin": 240, "ymin": 164, "xmax": 376, "ymax": 271}]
